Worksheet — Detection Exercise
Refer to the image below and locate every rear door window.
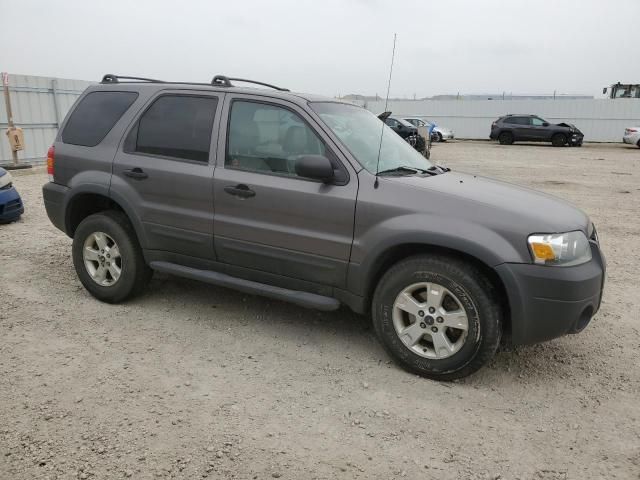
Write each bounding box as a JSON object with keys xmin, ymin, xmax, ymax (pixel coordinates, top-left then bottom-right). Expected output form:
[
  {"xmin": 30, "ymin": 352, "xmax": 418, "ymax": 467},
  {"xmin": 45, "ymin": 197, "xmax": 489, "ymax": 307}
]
[
  {"xmin": 504, "ymin": 116, "xmax": 528, "ymax": 125},
  {"xmin": 134, "ymin": 95, "xmax": 218, "ymax": 162},
  {"xmin": 62, "ymin": 91, "xmax": 138, "ymax": 147}
]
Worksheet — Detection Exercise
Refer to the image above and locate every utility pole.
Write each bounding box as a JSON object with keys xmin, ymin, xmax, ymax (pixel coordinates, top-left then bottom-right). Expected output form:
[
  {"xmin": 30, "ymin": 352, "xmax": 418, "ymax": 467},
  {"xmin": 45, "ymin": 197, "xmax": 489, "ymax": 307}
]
[{"xmin": 2, "ymin": 72, "xmax": 19, "ymax": 166}]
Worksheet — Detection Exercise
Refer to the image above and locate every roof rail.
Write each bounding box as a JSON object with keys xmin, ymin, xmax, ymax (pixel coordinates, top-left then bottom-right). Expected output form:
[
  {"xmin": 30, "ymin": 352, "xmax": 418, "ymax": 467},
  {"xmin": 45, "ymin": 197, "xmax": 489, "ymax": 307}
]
[
  {"xmin": 211, "ymin": 75, "xmax": 289, "ymax": 92},
  {"xmin": 101, "ymin": 74, "xmax": 164, "ymax": 84}
]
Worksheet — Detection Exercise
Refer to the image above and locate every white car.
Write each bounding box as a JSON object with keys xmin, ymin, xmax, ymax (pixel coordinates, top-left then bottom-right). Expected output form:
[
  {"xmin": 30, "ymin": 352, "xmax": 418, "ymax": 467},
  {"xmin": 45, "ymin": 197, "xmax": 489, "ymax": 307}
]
[
  {"xmin": 403, "ymin": 117, "xmax": 455, "ymax": 142},
  {"xmin": 623, "ymin": 127, "xmax": 640, "ymax": 147}
]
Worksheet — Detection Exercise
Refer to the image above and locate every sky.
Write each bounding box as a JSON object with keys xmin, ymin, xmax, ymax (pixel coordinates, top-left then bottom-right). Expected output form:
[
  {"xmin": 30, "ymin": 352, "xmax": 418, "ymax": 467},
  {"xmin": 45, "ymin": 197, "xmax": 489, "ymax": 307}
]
[{"xmin": 1, "ymin": 0, "xmax": 638, "ymax": 98}]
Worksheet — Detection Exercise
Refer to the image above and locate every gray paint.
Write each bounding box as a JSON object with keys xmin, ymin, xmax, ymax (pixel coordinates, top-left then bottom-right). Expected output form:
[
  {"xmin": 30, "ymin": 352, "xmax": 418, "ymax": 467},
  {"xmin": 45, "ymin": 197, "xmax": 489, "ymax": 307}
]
[{"xmin": 42, "ymin": 79, "xmax": 605, "ymax": 347}]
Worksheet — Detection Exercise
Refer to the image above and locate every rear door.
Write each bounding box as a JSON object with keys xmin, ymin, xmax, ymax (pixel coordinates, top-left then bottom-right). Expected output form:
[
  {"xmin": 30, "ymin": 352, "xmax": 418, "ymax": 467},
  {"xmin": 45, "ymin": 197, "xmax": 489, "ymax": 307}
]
[
  {"xmin": 111, "ymin": 90, "xmax": 222, "ymax": 260},
  {"xmin": 504, "ymin": 116, "xmax": 531, "ymax": 140},
  {"xmin": 212, "ymin": 94, "xmax": 358, "ymax": 288}
]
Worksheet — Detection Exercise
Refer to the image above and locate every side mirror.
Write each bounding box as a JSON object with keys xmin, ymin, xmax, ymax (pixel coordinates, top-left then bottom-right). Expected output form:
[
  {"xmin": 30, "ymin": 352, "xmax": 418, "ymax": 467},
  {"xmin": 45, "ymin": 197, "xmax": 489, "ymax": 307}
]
[
  {"xmin": 602, "ymin": 87, "xmax": 607, "ymax": 95},
  {"xmin": 542, "ymin": 122, "xmax": 550, "ymax": 127},
  {"xmin": 397, "ymin": 123, "xmax": 403, "ymax": 129},
  {"xmin": 295, "ymin": 155, "xmax": 334, "ymax": 183}
]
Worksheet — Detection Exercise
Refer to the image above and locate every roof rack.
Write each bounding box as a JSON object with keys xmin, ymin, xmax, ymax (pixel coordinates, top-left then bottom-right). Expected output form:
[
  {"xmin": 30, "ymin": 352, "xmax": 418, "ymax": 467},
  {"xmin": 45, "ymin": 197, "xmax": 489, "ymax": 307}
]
[
  {"xmin": 101, "ymin": 74, "xmax": 164, "ymax": 84},
  {"xmin": 211, "ymin": 75, "xmax": 289, "ymax": 92},
  {"xmin": 100, "ymin": 74, "xmax": 290, "ymax": 92}
]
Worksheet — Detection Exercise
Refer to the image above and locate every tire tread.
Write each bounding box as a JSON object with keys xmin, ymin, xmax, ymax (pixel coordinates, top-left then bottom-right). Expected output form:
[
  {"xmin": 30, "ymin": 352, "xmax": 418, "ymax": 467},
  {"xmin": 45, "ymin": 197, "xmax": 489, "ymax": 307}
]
[{"xmin": 372, "ymin": 254, "xmax": 502, "ymax": 381}]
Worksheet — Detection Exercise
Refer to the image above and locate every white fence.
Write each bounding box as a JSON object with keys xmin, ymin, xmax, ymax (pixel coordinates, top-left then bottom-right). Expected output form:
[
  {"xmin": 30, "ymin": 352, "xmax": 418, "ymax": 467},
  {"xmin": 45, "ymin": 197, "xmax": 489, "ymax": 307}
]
[
  {"xmin": 1, "ymin": 74, "xmax": 91, "ymax": 165},
  {"xmin": 361, "ymin": 98, "xmax": 640, "ymax": 142},
  {"xmin": 2, "ymin": 73, "xmax": 640, "ymax": 166}
]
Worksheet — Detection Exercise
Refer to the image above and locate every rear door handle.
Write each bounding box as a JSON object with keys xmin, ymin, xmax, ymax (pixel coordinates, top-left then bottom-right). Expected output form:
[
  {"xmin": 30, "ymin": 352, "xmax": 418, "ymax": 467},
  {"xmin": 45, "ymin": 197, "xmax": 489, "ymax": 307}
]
[
  {"xmin": 123, "ymin": 168, "xmax": 148, "ymax": 180},
  {"xmin": 224, "ymin": 184, "xmax": 255, "ymax": 199}
]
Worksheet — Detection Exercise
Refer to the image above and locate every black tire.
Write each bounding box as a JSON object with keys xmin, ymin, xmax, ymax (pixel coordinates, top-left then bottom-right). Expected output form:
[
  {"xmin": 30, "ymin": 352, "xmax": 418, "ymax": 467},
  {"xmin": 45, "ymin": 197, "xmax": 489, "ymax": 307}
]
[
  {"xmin": 551, "ymin": 133, "xmax": 567, "ymax": 147},
  {"xmin": 371, "ymin": 255, "xmax": 502, "ymax": 380},
  {"xmin": 637, "ymin": 140, "xmax": 640, "ymax": 148},
  {"xmin": 498, "ymin": 131, "xmax": 514, "ymax": 145},
  {"xmin": 0, "ymin": 215, "xmax": 21, "ymax": 224},
  {"xmin": 436, "ymin": 132, "xmax": 443, "ymax": 143},
  {"xmin": 72, "ymin": 210, "xmax": 152, "ymax": 303}
]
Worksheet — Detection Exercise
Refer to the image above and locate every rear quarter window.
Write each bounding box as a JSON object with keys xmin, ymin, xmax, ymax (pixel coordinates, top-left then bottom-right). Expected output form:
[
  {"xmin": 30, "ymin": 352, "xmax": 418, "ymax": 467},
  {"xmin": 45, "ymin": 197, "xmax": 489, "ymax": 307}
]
[{"xmin": 62, "ymin": 91, "xmax": 138, "ymax": 147}]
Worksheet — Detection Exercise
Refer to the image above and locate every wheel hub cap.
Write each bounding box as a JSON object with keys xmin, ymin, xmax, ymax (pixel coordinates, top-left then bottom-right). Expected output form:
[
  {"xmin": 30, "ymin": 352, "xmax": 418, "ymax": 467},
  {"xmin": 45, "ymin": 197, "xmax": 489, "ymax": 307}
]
[
  {"xmin": 83, "ymin": 232, "xmax": 122, "ymax": 287},
  {"xmin": 392, "ymin": 282, "xmax": 469, "ymax": 359}
]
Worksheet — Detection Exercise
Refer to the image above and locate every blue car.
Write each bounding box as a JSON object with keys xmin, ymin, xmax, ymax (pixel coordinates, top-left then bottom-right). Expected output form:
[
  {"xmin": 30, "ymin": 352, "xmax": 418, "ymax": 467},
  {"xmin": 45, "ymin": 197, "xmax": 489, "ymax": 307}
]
[{"xmin": 0, "ymin": 167, "xmax": 24, "ymax": 223}]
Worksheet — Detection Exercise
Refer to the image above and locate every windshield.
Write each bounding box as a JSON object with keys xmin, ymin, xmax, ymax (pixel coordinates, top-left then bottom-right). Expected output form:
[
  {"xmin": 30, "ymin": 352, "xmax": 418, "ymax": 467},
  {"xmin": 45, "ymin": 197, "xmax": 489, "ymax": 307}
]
[{"xmin": 311, "ymin": 102, "xmax": 433, "ymax": 173}]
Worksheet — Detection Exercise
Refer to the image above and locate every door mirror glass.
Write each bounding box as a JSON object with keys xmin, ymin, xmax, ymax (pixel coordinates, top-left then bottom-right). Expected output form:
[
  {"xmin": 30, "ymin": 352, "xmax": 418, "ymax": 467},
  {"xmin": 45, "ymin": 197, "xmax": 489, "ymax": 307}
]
[
  {"xmin": 295, "ymin": 155, "xmax": 334, "ymax": 183},
  {"xmin": 602, "ymin": 87, "xmax": 607, "ymax": 95}
]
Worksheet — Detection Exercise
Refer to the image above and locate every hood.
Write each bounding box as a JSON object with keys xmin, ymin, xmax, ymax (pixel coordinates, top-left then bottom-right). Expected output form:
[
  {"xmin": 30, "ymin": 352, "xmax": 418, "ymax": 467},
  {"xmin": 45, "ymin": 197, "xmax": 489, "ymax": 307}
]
[
  {"xmin": 0, "ymin": 168, "xmax": 13, "ymax": 190},
  {"xmin": 377, "ymin": 111, "xmax": 392, "ymax": 121},
  {"xmin": 384, "ymin": 171, "xmax": 589, "ymax": 235},
  {"xmin": 556, "ymin": 122, "xmax": 582, "ymax": 133}
]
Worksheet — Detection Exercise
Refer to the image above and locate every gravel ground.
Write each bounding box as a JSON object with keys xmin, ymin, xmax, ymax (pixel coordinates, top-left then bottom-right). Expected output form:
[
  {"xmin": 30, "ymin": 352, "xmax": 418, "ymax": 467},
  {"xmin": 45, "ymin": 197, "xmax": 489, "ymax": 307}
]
[{"xmin": 1, "ymin": 141, "xmax": 639, "ymax": 480}]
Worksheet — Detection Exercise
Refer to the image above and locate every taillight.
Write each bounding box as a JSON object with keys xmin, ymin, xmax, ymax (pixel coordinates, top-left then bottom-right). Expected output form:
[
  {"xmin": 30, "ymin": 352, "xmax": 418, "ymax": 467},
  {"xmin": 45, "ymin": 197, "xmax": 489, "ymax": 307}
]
[
  {"xmin": 627, "ymin": 128, "xmax": 637, "ymax": 133},
  {"xmin": 47, "ymin": 145, "xmax": 55, "ymax": 182}
]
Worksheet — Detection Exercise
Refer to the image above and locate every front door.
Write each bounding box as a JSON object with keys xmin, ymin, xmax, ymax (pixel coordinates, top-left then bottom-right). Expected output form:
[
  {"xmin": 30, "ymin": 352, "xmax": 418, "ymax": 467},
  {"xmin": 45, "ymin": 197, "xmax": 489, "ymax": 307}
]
[
  {"xmin": 111, "ymin": 91, "xmax": 222, "ymax": 260},
  {"xmin": 212, "ymin": 95, "xmax": 358, "ymax": 288},
  {"xmin": 529, "ymin": 116, "xmax": 551, "ymax": 141}
]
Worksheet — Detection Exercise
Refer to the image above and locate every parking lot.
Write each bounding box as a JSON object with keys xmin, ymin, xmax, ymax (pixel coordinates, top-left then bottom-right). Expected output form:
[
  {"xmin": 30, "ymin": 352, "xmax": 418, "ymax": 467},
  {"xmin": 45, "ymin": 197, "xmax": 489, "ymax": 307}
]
[{"xmin": 1, "ymin": 140, "xmax": 638, "ymax": 479}]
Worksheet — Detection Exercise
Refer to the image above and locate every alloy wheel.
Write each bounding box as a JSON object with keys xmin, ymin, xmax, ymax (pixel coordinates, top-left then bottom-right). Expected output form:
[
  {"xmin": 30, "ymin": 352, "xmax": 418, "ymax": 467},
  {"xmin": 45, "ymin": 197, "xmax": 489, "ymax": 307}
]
[
  {"xmin": 392, "ymin": 282, "xmax": 469, "ymax": 359},
  {"xmin": 82, "ymin": 232, "xmax": 122, "ymax": 286}
]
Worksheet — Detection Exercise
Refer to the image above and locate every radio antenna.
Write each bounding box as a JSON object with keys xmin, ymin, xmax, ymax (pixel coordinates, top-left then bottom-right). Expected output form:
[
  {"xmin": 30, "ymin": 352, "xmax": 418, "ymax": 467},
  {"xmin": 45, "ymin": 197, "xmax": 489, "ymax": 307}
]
[{"xmin": 374, "ymin": 33, "xmax": 397, "ymax": 188}]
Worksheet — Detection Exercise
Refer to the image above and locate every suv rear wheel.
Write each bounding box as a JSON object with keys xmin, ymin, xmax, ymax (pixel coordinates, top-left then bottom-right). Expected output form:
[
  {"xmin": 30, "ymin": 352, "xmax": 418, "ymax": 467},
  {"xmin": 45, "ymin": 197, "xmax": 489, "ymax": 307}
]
[
  {"xmin": 498, "ymin": 131, "xmax": 514, "ymax": 145},
  {"xmin": 72, "ymin": 210, "xmax": 152, "ymax": 303},
  {"xmin": 371, "ymin": 255, "xmax": 502, "ymax": 380}
]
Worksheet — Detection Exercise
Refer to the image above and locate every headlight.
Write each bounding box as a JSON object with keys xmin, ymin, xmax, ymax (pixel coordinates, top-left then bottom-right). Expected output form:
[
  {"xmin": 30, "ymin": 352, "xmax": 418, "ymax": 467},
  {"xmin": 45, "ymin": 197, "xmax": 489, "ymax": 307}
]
[
  {"xmin": 527, "ymin": 231, "xmax": 592, "ymax": 266},
  {"xmin": 0, "ymin": 171, "xmax": 13, "ymax": 190}
]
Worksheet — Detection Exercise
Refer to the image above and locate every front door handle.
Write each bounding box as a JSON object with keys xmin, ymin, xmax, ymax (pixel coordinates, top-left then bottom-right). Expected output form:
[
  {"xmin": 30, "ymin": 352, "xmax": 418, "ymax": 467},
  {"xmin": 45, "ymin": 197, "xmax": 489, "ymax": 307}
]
[
  {"xmin": 123, "ymin": 168, "xmax": 148, "ymax": 180},
  {"xmin": 224, "ymin": 184, "xmax": 255, "ymax": 199}
]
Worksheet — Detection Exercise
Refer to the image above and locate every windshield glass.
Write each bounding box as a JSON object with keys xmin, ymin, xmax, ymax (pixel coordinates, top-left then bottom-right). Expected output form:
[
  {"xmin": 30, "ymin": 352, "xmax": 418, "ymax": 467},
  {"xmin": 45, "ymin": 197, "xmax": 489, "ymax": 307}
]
[
  {"xmin": 310, "ymin": 102, "xmax": 432, "ymax": 173},
  {"xmin": 311, "ymin": 102, "xmax": 433, "ymax": 173}
]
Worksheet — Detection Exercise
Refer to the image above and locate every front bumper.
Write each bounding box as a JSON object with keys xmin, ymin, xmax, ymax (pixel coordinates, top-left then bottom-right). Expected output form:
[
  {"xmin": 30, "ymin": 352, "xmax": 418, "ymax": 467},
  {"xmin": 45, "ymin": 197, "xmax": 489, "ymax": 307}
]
[
  {"xmin": 623, "ymin": 133, "xmax": 640, "ymax": 145},
  {"xmin": 0, "ymin": 187, "xmax": 24, "ymax": 222},
  {"xmin": 569, "ymin": 132, "xmax": 584, "ymax": 145},
  {"xmin": 441, "ymin": 132, "xmax": 454, "ymax": 140},
  {"xmin": 496, "ymin": 243, "xmax": 605, "ymax": 345}
]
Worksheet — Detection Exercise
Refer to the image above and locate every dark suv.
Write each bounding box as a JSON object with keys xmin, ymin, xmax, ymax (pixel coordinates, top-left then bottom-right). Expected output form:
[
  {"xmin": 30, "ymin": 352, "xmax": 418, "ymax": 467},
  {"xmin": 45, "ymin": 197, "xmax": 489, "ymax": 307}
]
[
  {"xmin": 490, "ymin": 114, "xmax": 584, "ymax": 147},
  {"xmin": 42, "ymin": 74, "xmax": 605, "ymax": 380},
  {"xmin": 381, "ymin": 115, "xmax": 427, "ymax": 153}
]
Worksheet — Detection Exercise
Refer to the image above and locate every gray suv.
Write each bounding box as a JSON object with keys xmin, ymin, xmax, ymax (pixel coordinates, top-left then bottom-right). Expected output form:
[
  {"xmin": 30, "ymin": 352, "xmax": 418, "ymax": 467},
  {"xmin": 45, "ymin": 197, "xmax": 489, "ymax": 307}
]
[{"xmin": 43, "ymin": 74, "xmax": 606, "ymax": 380}]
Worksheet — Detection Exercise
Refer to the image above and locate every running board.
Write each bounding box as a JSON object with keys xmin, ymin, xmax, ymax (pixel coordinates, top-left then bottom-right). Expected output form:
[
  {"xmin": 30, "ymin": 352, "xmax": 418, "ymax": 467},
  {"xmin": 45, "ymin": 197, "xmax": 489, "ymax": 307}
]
[{"xmin": 149, "ymin": 261, "xmax": 341, "ymax": 311}]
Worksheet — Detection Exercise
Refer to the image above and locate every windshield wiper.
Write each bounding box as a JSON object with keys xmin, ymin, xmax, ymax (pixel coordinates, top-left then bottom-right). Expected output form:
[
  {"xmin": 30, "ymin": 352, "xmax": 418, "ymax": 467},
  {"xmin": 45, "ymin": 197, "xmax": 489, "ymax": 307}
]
[{"xmin": 378, "ymin": 165, "xmax": 438, "ymax": 176}]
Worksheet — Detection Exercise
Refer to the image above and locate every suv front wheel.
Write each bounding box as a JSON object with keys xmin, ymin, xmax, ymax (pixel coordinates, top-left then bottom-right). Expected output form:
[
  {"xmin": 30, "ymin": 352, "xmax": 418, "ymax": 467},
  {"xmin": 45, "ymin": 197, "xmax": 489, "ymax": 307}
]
[
  {"xmin": 72, "ymin": 211, "xmax": 152, "ymax": 303},
  {"xmin": 551, "ymin": 133, "xmax": 567, "ymax": 147},
  {"xmin": 372, "ymin": 255, "xmax": 502, "ymax": 380}
]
